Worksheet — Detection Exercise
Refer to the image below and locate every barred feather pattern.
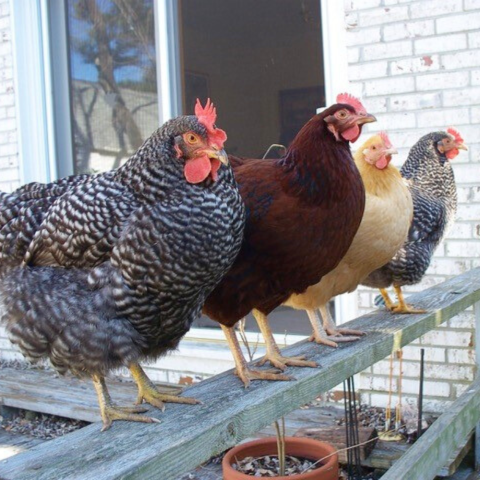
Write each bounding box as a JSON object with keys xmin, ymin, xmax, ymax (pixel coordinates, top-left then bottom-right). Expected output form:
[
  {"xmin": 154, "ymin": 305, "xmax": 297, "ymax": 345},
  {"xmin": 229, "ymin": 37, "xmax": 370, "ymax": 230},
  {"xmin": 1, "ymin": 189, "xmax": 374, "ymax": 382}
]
[
  {"xmin": 0, "ymin": 115, "xmax": 245, "ymax": 376},
  {"xmin": 363, "ymin": 132, "xmax": 457, "ymax": 289},
  {"xmin": 0, "ymin": 175, "xmax": 91, "ymax": 266}
]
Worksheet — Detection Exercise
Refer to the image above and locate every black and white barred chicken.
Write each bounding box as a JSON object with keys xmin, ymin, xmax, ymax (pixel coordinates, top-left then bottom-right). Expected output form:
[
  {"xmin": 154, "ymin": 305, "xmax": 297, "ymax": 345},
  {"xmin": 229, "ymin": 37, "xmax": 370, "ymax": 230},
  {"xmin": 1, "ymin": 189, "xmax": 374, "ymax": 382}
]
[
  {"xmin": 0, "ymin": 100, "xmax": 245, "ymax": 430},
  {"xmin": 362, "ymin": 128, "xmax": 467, "ymax": 313}
]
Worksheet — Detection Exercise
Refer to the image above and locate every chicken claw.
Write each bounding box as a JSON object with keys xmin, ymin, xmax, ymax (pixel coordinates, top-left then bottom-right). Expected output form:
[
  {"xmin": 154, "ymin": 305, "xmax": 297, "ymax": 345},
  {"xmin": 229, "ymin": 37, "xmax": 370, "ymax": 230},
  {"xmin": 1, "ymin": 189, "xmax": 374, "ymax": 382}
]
[
  {"xmin": 92, "ymin": 375, "xmax": 160, "ymax": 431},
  {"xmin": 234, "ymin": 366, "xmax": 293, "ymax": 388},
  {"xmin": 256, "ymin": 353, "xmax": 318, "ymax": 370},
  {"xmin": 391, "ymin": 286, "xmax": 427, "ymax": 314},
  {"xmin": 129, "ymin": 363, "xmax": 201, "ymax": 412}
]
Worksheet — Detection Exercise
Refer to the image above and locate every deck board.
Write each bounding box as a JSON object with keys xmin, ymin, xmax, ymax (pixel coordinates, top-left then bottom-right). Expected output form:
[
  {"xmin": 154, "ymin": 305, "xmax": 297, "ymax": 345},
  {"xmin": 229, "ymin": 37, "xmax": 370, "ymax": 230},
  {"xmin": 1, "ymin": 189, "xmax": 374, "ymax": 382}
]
[{"xmin": 0, "ymin": 268, "xmax": 479, "ymax": 480}]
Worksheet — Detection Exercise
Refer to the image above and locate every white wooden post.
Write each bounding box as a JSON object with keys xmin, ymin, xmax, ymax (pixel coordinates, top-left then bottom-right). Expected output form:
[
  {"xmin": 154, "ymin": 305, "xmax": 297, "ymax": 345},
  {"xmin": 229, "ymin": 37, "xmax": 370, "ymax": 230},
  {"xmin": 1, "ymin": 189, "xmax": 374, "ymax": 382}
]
[{"xmin": 474, "ymin": 301, "xmax": 480, "ymax": 471}]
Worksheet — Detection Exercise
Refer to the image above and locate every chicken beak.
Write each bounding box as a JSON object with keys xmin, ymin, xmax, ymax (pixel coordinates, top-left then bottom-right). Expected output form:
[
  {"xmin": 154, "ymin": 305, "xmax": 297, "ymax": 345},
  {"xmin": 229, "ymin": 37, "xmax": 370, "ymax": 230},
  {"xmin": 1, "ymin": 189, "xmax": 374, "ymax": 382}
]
[
  {"xmin": 384, "ymin": 147, "xmax": 398, "ymax": 156},
  {"xmin": 357, "ymin": 113, "xmax": 377, "ymax": 125},
  {"xmin": 457, "ymin": 143, "xmax": 468, "ymax": 151},
  {"xmin": 206, "ymin": 148, "xmax": 229, "ymax": 166}
]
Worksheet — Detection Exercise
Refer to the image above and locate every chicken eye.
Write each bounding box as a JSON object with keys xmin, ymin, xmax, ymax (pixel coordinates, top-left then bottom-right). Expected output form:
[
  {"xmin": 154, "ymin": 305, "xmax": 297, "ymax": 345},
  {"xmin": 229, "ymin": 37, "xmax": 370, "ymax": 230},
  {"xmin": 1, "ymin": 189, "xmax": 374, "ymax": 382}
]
[
  {"xmin": 185, "ymin": 133, "xmax": 199, "ymax": 145},
  {"xmin": 372, "ymin": 146, "xmax": 376, "ymax": 150},
  {"xmin": 337, "ymin": 111, "xmax": 347, "ymax": 119}
]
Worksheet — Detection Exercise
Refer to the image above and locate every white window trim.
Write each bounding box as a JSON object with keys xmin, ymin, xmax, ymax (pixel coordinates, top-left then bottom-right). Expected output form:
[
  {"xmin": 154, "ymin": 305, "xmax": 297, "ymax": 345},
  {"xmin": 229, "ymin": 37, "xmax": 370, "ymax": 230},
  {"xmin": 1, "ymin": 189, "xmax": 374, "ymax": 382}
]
[
  {"xmin": 321, "ymin": 0, "xmax": 358, "ymax": 325},
  {"xmin": 10, "ymin": 0, "xmax": 58, "ymax": 184}
]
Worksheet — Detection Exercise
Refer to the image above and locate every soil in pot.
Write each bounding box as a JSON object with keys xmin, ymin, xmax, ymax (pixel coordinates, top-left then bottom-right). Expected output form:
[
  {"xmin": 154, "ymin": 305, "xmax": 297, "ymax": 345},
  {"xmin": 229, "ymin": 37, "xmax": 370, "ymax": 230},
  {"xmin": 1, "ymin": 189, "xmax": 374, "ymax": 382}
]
[{"xmin": 235, "ymin": 453, "xmax": 323, "ymax": 477}]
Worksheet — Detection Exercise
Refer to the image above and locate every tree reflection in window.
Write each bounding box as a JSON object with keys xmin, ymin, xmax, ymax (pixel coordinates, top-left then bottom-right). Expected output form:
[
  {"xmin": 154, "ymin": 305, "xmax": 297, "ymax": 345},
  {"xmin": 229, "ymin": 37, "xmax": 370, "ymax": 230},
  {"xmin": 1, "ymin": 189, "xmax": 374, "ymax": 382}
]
[{"xmin": 66, "ymin": 0, "xmax": 158, "ymax": 174}]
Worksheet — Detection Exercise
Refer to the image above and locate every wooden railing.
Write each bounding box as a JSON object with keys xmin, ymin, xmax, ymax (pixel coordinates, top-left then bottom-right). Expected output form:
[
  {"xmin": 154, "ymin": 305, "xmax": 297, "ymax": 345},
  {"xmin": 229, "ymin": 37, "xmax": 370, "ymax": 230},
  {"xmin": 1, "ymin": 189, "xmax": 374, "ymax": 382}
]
[{"xmin": 1, "ymin": 268, "xmax": 480, "ymax": 480}]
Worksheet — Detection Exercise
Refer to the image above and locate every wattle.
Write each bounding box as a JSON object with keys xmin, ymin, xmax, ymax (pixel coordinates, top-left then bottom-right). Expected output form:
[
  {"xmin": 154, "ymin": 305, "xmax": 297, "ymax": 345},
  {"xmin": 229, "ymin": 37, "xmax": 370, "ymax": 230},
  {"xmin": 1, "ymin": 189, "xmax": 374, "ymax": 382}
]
[
  {"xmin": 341, "ymin": 124, "xmax": 360, "ymax": 142},
  {"xmin": 184, "ymin": 155, "xmax": 211, "ymax": 184}
]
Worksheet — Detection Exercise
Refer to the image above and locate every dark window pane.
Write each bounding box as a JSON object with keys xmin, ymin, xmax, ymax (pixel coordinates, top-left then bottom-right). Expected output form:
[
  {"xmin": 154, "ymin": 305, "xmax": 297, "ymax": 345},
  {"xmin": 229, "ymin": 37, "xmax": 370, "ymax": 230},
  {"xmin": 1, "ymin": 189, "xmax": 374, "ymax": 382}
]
[
  {"xmin": 179, "ymin": 0, "xmax": 325, "ymax": 158},
  {"xmin": 181, "ymin": 0, "xmax": 326, "ymax": 334},
  {"xmin": 66, "ymin": 0, "xmax": 158, "ymax": 174}
]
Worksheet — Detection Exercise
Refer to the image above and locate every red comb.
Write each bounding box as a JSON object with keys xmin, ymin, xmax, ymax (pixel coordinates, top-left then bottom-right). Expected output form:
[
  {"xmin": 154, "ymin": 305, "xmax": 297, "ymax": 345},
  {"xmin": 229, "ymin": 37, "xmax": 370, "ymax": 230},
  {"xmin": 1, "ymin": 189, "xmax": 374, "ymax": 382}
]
[
  {"xmin": 195, "ymin": 98, "xmax": 227, "ymax": 149},
  {"xmin": 447, "ymin": 127, "xmax": 464, "ymax": 144},
  {"xmin": 336, "ymin": 93, "xmax": 367, "ymax": 115},
  {"xmin": 379, "ymin": 131, "xmax": 393, "ymax": 149},
  {"xmin": 195, "ymin": 98, "xmax": 216, "ymax": 131}
]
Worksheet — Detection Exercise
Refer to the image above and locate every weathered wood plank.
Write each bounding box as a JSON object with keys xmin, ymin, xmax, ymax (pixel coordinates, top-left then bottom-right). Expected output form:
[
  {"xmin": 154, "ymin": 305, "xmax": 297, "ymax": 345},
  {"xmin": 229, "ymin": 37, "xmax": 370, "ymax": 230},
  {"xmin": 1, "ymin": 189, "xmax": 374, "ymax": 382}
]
[
  {"xmin": 0, "ymin": 368, "xmax": 182, "ymax": 423},
  {"xmin": 1, "ymin": 268, "xmax": 480, "ymax": 480},
  {"xmin": 0, "ymin": 430, "xmax": 45, "ymax": 461},
  {"xmin": 382, "ymin": 377, "xmax": 480, "ymax": 480}
]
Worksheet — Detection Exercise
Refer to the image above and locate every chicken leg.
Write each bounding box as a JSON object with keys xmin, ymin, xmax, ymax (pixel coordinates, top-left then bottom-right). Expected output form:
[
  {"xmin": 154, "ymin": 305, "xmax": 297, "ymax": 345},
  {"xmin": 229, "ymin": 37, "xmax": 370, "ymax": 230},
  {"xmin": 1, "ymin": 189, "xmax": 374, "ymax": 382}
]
[
  {"xmin": 306, "ymin": 306, "xmax": 364, "ymax": 347},
  {"xmin": 391, "ymin": 286, "xmax": 427, "ymax": 314},
  {"xmin": 92, "ymin": 374, "xmax": 159, "ymax": 431},
  {"xmin": 129, "ymin": 363, "xmax": 201, "ymax": 411},
  {"xmin": 380, "ymin": 286, "xmax": 426, "ymax": 314},
  {"xmin": 220, "ymin": 325, "xmax": 292, "ymax": 388},
  {"xmin": 253, "ymin": 309, "xmax": 317, "ymax": 370}
]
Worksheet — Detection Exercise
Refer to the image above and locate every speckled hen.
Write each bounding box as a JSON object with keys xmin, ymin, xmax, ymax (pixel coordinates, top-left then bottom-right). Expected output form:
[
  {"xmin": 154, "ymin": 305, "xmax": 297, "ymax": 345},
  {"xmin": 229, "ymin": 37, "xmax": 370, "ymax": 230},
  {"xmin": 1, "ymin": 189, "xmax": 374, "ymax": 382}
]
[
  {"xmin": 362, "ymin": 128, "xmax": 467, "ymax": 313},
  {"xmin": 0, "ymin": 100, "xmax": 245, "ymax": 429}
]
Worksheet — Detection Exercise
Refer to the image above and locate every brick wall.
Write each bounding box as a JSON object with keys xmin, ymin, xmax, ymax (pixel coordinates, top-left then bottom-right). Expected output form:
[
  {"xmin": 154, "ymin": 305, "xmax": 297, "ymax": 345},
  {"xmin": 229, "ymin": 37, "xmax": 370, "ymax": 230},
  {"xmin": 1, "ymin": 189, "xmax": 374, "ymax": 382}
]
[
  {"xmin": 344, "ymin": 0, "xmax": 480, "ymax": 412},
  {"xmin": 0, "ymin": 0, "xmax": 18, "ymax": 194}
]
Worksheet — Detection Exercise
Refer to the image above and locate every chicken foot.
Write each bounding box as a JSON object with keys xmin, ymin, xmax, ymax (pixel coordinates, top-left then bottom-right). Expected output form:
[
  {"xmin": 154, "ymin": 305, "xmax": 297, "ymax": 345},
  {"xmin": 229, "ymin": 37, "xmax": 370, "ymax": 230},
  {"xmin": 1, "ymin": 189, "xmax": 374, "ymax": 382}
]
[
  {"xmin": 129, "ymin": 363, "xmax": 201, "ymax": 411},
  {"xmin": 221, "ymin": 325, "xmax": 292, "ymax": 388},
  {"xmin": 380, "ymin": 287, "xmax": 427, "ymax": 314},
  {"xmin": 306, "ymin": 307, "xmax": 364, "ymax": 348},
  {"xmin": 92, "ymin": 374, "xmax": 159, "ymax": 431},
  {"xmin": 253, "ymin": 309, "xmax": 317, "ymax": 370}
]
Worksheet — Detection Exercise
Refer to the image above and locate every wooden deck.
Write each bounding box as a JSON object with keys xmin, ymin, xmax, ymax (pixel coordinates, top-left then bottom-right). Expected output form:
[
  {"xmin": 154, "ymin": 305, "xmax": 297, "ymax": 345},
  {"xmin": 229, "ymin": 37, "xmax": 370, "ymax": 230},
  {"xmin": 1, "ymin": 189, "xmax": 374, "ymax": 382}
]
[
  {"xmin": 0, "ymin": 367, "xmax": 182, "ymax": 423},
  {"xmin": 0, "ymin": 269, "xmax": 479, "ymax": 479}
]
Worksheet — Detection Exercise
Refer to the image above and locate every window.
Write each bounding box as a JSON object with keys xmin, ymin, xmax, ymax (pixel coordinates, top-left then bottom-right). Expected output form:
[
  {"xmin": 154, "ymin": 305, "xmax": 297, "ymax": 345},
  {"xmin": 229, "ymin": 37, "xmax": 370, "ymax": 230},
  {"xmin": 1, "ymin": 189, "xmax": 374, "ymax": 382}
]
[
  {"xmin": 179, "ymin": 0, "xmax": 325, "ymax": 157},
  {"xmin": 65, "ymin": 0, "xmax": 159, "ymax": 174},
  {"xmin": 177, "ymin": 0, "xmax": 326, "ymax": 334},
  {"xmin": 44, "ymin": 0, "xmax": 333, "ymax": 337}
]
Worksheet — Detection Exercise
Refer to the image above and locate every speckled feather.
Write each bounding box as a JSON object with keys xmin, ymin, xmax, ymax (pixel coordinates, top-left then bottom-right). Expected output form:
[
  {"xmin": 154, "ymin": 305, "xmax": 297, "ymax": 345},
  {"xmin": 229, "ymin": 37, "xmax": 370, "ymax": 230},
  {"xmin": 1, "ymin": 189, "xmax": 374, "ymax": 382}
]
[
  {"xmin": 0, "ymin": 115, "xmax": 245, "ymax": 376},
  {"xmin": 363, "ymin": 132, "xmax": 457, "ymax": 289}
]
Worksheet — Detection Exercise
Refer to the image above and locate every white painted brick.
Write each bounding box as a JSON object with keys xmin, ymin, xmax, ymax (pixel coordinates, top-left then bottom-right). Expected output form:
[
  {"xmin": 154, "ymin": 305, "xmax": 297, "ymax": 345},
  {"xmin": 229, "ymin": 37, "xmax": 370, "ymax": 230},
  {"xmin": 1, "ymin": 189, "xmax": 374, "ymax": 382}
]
[
  {"xmin": 446, "ymin": 241, "xmax": 480, "ymax": 257},
  {"xmin": 446, "ymin": 312, "xmax": 475, "ymax": 329},
  {"xmin": 346, "ymin": 27, "xmax": 381, "ymax": 46},
  {"xmin": 428, "ymin": 257, "xmax": 470, "ymax": 275},
  {"xmin": 472, "ymin": 70, "xmax": 480, "ymax": 86},
  {"xmin": 403, "ymin": 379, "xmax": 450, "ymax": 397},
  {"xmin": 373, "ymin": 111, "xmax": 416, "ymax": 129},
  {"xmin": 401, "ymin": 345, "xmax": 446, "ymax": 363},
  {"xmin": 344, "ymin": 0, "xmax": 381, "ymax": 12},
  {"xmin": 416, "ymin": 108, "xmax": 469, "ymax": 129},
  {"xmin": 444, "ymin": 87, "xmax": 480, "ymax": 107},
  {"xmin": 365, "ymin": 76, "xmax": 414, "ymax": 96},
  {"xmin": 436, "ymin": 12, "xmax": 480, "ymax": 34},
  {"xmin": 448, "ymin": 349, "xmax": 476, "ymax": 365},
  {"xmin": 390, "ymin": 55, "xmax": 440, "ymax": 76},
  {"xmin": 410, "ymin": 0, "xmax": 462, "ymax": 19},
  {"xmin": 383, "ymin": 20, "xmax": 434, "ymax": 42},
  {"xmin": 358, "ymin": 5, "xmax": 409, "ymax": 27},
  {"xmin": 424, "ymin": 364, "xmax": 475, "ymax": 381},
  {"xmin": 345, "ymin": 12, "xmax": 358, "ymax": 29},
  {"xmin": 442, "ymin": 51, "xmax": 480, "ymax": 70},
  {"xmin": 363, "ymin": 40, "xmax": 412, "ymax": 61},
  {"xmin": 420, "ymin": 329, "xmax": 472, "ymax": 347},
  {"xmin": 389, "ymin": 92, "xmax": 441, "ymax": 111},
  {"xmin": 415, "ymin": 33, "xmax": 467, "ymax": 55},
  {"xmin": 465, "ymin": 0, "xmax": 480, "ymax": 9},
  {"xmin": 348, "ymin": 60, "xmax": 388, "ymax": 80},
  {"xmin": 416, "ymin": 71, "xmax": 469, "ymax": 91},
  {"xmin": 347, "ymin": 47, "xmax": 360, "ymax": 64},
  {"xmin": 469, "ymin": 32, "xmax": 480, "ymax": 49},
  {"xmin": 451, "ymin": 164, "xmax": 480, "ymax": 185},
  {"xmin": 362, "ymin": 96, "xmax": 387, "ymax": 113},
  {"xmin": 0, "ymin": 117, "xmax": 14, "ymax": 132}
]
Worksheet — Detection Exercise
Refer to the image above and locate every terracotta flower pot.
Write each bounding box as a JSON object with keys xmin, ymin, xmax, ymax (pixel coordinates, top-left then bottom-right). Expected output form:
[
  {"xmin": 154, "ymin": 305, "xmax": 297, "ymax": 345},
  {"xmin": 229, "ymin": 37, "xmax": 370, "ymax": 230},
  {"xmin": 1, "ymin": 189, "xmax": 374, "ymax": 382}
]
[{"xmin": 222, "ymin": 436, "xmax": 339, "ymax": 479}]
